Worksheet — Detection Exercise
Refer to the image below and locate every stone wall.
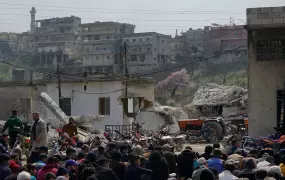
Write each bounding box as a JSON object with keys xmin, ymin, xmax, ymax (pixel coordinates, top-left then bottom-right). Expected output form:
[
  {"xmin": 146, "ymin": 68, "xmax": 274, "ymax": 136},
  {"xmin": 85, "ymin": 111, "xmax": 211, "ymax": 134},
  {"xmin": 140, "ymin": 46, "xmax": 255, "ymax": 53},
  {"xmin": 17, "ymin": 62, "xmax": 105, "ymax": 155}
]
[{"xmin": 247, "ymin": 6, "xmax": 285, "ymax": 25}]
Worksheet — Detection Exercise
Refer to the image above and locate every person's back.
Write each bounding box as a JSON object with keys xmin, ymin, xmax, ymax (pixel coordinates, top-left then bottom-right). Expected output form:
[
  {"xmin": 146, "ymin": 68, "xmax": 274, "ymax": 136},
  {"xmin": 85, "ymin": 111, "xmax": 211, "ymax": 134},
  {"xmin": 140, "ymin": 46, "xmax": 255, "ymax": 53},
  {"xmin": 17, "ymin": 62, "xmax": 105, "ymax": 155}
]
[
  {"xmin": 62, "ymin": 119, "xmax": 77, "ymax": 138},
  {"xmin": 207, "ymin": 157, "xmax": 224, "ymax": 173},
  {"xmin": 125, "ymin": 154, "xmax": 152, "ymax": 180},
  {"xmin": 147, "ymin": 152, "xmax": 169, "ymax": 180},
  {"xmin": 0, "ymin": 154, "xmax": 12, "ymax": 180},
  {"xmin": 177, "ymin": 148, "xmax": 195, "ymax": 179},
  {"xmin": 163, "ymin": 150, "xmax": 177, "ymax": 174}
]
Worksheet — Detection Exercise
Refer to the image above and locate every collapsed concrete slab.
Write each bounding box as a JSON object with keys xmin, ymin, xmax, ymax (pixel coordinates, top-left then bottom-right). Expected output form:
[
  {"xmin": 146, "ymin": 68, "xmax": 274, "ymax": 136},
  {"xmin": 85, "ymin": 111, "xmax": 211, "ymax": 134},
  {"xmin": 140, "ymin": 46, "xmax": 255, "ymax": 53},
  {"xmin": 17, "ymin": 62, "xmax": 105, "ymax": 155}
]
[{"xmin": 136, "ymin": 103, "xmax": 188, "ymax": 133}]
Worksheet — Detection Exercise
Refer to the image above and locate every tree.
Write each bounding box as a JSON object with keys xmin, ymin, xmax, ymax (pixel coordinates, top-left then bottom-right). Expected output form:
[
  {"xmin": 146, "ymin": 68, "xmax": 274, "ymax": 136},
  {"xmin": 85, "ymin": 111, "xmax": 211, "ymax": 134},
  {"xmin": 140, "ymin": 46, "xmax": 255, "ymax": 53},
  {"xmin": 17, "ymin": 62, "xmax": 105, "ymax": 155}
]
[{"xmin": 157, "ymin": 68, "xmax": 190, "ymax": 98}]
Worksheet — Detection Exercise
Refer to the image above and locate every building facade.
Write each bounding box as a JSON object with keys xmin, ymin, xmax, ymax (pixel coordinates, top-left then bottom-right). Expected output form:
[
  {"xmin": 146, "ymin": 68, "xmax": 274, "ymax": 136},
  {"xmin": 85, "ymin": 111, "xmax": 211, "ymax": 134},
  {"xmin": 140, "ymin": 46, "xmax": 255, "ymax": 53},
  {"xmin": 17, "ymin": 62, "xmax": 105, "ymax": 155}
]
[
  {"xmin": 246, "ymin": 6, "xmax": 285, "ymax": 136},
  {"xmin": 79, "ymin": 22, "xmax": 135, "ymax": 74},
  {"xmin": 0, "ymin": 77, "xmax": 154, "ymax": 130},
  {"xmin": 35, "ymin": 16, "xmax": 81, "ymax": 66},
  {"xmin": 123, "ymin": 32, "xmax": 171, "ymax": 75}
]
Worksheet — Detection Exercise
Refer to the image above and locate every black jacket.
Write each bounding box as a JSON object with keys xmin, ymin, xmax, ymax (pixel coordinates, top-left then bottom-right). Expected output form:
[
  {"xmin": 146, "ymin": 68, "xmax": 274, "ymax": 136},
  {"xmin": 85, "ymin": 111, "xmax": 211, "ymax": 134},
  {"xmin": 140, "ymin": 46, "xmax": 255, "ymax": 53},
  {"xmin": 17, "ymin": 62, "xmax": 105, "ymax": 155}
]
[
  {"xmin": 237, "ymin": 168, "xmax": 257, "ymax": 180},
  {"xmin": 94, "ymin": 166, "xmax": 119, "ymax": 180},
  {"xmin": 124, "ymin": 164, "xmax": 152, "ymax": 180},
  {"xmin": 147, "ymin": 153, "xmax": 169, "ymax": 180},
  {"xmin": 163, "ymin": 151, "xmax": 177, "ymax": 174},
  {"xmin": 177, "ymin": 149, "xmax": 195, "ymax": 179},
  {"xmin": 110, "ymin": 161, "xmax": 126, "ymax": 180}
]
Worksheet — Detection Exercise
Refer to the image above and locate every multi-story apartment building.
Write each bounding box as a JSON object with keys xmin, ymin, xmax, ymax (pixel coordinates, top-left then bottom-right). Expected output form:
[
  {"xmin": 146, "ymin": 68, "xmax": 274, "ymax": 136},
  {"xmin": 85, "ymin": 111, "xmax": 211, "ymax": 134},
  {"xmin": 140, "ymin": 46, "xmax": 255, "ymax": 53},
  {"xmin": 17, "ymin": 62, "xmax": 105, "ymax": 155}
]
[
  {"xmin": 123, "ymin": 32, "xmax": 171, "ymax": 75},
  {"xmin": 34, "ymin": 16, "xmax": 81, "ymax": 66},
  {"xmin": 79, "ymin": 21, "xmax": 135, "ymax": 74},
  {"xmin": 208, "ymin": 25, "xmax": 247, "ymax": 63}
]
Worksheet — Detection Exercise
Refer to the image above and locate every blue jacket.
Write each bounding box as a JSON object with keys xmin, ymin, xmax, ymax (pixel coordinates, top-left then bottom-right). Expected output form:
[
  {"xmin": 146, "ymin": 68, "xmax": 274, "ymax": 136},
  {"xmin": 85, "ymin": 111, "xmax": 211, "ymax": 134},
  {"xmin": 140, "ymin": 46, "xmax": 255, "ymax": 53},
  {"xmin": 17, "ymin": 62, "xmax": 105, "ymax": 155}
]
[
  {"xmin": 0, "ymin": 164, "xmax": 12, "ymax": 180},
  {"xmin": 207, "ymin": 158, "xmax": 224, "ymax": 173}
]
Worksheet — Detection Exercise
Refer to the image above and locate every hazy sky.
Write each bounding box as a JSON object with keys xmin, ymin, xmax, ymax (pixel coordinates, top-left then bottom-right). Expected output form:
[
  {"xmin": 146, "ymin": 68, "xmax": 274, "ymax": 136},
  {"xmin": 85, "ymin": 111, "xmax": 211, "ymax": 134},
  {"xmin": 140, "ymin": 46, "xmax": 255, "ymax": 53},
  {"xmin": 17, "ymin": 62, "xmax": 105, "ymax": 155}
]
[{"xmin": 0, "ymin": 0, "xmax": 285, "ymax": 36}]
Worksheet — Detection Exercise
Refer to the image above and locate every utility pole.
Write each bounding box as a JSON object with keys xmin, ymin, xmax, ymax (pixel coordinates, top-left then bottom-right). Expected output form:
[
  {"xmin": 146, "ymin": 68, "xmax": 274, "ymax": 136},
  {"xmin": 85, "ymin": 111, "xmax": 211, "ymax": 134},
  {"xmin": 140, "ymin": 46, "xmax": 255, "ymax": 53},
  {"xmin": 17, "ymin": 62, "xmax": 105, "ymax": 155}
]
[
  {"xmin": 123, "ymin": 41, "xmax": 128, "ymax": 97},
  {"xmin": 57, "ymin": 51, "xmax": 62, "ymax": 108}
]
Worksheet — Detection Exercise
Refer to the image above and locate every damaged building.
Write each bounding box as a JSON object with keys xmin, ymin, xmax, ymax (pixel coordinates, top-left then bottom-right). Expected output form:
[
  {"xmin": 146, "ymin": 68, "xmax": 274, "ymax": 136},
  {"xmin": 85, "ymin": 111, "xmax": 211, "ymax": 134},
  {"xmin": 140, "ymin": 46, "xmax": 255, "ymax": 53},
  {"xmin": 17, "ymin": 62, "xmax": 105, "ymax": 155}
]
[
  {"xmin": 189, "ymin": 83, "xmax": 248, "ymax": 118},
  {"xmin": 0, "ymin": 77, "xmax": 154, "ymax": 130}
]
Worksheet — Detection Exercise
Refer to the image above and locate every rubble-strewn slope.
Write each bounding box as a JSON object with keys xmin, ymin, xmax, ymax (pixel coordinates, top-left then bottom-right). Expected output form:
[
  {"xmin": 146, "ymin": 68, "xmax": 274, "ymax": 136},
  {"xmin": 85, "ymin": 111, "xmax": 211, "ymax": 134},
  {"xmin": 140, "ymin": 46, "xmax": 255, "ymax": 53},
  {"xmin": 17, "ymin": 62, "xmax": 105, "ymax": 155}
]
[{"xmin": 192, "ymin": 83, "xmax": 248, "ymax": 107}]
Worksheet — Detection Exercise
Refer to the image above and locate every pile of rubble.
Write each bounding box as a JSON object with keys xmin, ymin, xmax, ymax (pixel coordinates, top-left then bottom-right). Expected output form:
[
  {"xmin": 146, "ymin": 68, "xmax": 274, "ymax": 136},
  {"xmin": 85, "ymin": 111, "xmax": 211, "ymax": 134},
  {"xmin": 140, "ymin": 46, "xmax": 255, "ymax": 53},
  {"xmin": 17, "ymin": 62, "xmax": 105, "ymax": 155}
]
[{"xmin": 192, "ymin": 83, "xmax": 248, "ymax": 108}]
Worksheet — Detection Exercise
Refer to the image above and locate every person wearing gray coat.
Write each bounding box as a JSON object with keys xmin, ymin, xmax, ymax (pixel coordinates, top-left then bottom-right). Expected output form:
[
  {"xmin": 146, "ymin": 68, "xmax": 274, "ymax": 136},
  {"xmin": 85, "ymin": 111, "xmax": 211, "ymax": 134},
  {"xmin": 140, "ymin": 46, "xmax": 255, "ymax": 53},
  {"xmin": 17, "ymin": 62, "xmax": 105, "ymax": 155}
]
[{"xmin": 30, "ymin": 112, "xmax": 48, "ymax": 151}]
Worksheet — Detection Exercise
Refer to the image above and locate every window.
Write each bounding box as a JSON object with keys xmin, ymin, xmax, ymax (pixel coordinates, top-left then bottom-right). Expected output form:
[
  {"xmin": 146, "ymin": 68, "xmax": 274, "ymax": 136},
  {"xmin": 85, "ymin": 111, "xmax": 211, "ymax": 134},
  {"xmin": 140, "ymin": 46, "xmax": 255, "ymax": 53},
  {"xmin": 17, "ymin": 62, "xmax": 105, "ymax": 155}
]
[
  {"xmin": 96, "ymin": 56, "xmax": 99, "ymax": 60},
  {"xmin": 107, "ymin": 56, "xmax": 110, "ymax": 59},
  {"xmin": 126, "ymin": 39, "xmax": 129, "ymax": 42},
  {"xmin": 107, "ymin": 36, "xmax": 110, "ymax": 39},
  {"xmin": 147, "ymin": 38, "xmax": 150, "ymax": 41},
  {"xmin": 147, "ymin": 48, "xmax": 151, "ymax": 51},
  {"xmin": 139, "ymin": 48, "xmax": 142, "ymax": 52},
  {"xmin": 115, "ymin": 28, "xmax": 117, "ymax": 31},
  {"xmin": 99, "ymin": 97, "xmax": 110, "ymax": 115},
  {"xmin": 140, "ymin": 39, "xmax": 142, "ymax": 42},
  {"xmin": 154, "ymin": 48, "xmax": 156, "ymax": 52},
  {"xmin": 133, "ymin": 39, "xmax": 136, "ymax": 42},
  {"xmin": 60, "ymin": 98, "xmax": 71, "ymax": 116},
  {"xmin": 103, "ymin": 48, "xmax": 106, "ymax": 50},
  {"xmin": 93, "ymin": 44, "xmax": 95, "ymax": 47},
  {"xmin": 162, "ymin": 40, "xmax": 164, "ymax": 43},
  {"xmin": 86, "ymin": 48, "xmax": 89, "ymax": 52},
  {"xmin": 162, "ymin": 48, "xmax": 164, "ymax": 52}
]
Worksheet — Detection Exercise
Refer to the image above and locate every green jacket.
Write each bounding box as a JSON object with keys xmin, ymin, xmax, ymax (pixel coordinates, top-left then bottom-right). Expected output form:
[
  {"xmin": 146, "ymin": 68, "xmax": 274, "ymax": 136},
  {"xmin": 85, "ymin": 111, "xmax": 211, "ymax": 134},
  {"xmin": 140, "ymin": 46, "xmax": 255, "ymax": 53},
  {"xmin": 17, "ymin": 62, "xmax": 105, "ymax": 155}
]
[{"xmin": 3, "ymin": 116, "xmax": 23, "ymax": 133}]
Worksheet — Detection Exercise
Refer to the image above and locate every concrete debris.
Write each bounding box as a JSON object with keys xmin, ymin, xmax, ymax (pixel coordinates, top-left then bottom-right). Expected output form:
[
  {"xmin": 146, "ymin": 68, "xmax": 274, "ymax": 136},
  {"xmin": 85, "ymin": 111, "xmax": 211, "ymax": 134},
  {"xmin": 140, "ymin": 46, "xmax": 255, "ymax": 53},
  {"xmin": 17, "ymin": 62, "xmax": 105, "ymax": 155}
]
[
  {"xmin": 137, "ymin": 103, "xmax": 187, "ymax": 133},
  {"xmin": 183, "ymin": 104, "xmax": 202, "ymax": 119},
  {"xmin": 192, "ymin": 83, "xmax": 248, "ymax": 107}
]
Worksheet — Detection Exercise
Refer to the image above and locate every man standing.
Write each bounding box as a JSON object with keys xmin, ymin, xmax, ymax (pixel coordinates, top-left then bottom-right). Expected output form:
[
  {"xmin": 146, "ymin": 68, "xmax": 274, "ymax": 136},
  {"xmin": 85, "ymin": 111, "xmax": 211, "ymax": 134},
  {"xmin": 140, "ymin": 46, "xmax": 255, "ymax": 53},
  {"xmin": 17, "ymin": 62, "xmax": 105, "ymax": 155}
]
[
  {"xmin": 30, "ymin": 112, "xmax": 47, "ymax": 151},
  {"xmin": 2, "ymin": 110, "xmax": 23, "ymax": 148},
  {"xmin": 62, "ymin": 117, "xmax": 78, "ymax": 138}
]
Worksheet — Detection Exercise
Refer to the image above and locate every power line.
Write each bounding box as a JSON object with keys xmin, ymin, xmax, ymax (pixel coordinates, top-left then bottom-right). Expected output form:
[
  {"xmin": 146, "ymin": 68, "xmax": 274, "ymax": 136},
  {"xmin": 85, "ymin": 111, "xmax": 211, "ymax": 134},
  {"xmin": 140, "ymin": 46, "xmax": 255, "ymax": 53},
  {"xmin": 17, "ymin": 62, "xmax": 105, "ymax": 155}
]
[
  {"xmin": 0, "ymin": 60, "xmax": 81, "ymax": 80},
  {"xmin": 0, "ymin": 2, "xmax": 244, "ymax": 14},
  {"xmin": 139, "ymin": 45, "xmax": 247, "ymax": 77}
]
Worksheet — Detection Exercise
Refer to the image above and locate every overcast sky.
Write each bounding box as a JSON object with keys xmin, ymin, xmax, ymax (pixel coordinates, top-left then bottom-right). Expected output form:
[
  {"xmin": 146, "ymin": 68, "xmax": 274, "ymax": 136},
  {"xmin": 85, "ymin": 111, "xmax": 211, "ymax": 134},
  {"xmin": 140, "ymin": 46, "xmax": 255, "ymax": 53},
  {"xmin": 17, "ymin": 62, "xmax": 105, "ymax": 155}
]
[{"xmin": 0, "ymin": 0, "xmax": 285, "ymax": 36}]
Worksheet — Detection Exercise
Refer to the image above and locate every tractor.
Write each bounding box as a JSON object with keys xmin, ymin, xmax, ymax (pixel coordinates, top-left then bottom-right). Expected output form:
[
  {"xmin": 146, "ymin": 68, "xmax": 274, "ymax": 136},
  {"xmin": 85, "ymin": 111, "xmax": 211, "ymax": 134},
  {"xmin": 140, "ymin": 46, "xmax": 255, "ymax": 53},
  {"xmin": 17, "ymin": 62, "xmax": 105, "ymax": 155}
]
[{"xmin": 178, "ymin": 117, "xmax": 248, "ymax": 143}]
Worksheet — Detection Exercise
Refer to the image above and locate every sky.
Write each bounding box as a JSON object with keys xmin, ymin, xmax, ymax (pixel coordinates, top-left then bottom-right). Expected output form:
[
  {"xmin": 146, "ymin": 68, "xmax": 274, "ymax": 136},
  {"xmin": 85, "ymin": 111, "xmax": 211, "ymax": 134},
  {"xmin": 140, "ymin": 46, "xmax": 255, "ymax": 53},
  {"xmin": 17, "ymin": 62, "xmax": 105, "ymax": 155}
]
[{"xmin": 0, "ymin": 0, "xmax": 285, "ymax": 36}]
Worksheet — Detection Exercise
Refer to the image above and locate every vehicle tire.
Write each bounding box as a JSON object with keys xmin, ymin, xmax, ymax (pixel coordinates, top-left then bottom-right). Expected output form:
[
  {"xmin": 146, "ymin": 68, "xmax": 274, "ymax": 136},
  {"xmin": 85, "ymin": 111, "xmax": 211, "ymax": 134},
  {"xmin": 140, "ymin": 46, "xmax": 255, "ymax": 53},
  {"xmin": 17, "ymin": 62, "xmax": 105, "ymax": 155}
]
[
  {"xmin": 175, "ymin": 139, "xmax": 184, "ymax": 152},
  {"xmin": 203, "ymin": 121, "xmax": 223, "ymax": 142}
]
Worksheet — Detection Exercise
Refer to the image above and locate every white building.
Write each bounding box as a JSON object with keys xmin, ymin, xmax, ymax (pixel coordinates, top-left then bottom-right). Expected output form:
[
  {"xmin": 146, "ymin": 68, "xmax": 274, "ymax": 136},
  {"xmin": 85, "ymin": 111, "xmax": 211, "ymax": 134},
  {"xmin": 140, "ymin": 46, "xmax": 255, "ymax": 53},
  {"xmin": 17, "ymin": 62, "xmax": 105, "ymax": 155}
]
[{"xmin": 0, "ymin": 77, "xmax": 154, "ymax": 130}]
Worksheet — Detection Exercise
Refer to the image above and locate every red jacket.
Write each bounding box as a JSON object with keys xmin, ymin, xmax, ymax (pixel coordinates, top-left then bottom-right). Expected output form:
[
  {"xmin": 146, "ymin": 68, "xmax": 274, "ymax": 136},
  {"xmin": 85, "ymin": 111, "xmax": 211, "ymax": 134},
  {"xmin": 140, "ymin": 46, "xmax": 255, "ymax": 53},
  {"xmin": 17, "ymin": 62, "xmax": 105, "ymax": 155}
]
[{"xmin": 37, "ymin": 164, "xmax": 58, "ymax": 180}]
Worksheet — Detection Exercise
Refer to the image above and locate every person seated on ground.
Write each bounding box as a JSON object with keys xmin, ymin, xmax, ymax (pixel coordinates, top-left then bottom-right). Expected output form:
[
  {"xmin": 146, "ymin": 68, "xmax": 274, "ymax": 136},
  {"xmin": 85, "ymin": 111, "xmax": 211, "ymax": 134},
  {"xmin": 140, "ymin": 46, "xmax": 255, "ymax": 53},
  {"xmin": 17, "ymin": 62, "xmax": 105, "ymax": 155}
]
[
  {"xmin": 219, "ymin": 159, "xmax": 238, "ymax": 180},
  {"xmin": 255, "ymin": 168, "xmax": 268, "ymax": 180},
  {"xmin": 237, "ymin": 157, "xmax": 257, "ymax": 180},
  {"xmin": 125, "ymin": 154, "xmax": 152, "ymax": 180},
  {"xmin": 33, "ymin": 153, "xmax": 47, "ymax": 171},
  {"xmin": 213, "ymin": 143, "xmax": 228, "ymax": 160},
  {"xmin": 0, "ymin": 154, "xmax": 12, "ymax": 180},
  {"xmin": 62, "ymin": 117, "xmax": 78, "ymax": 138},
  {"xmin": 200, "ymin": 145, "xmax": 213, "ymax": 160},
  {"xmin": 26, "ymin": 164, "xmax": 37, "ymax": 180},
  {"xmin": 207, "ymin": 148, "xmax": 224, "ymax": 173},
  {"xmin": 109, "ymin": 151, "xmax": 125, "ymax": 180}
]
